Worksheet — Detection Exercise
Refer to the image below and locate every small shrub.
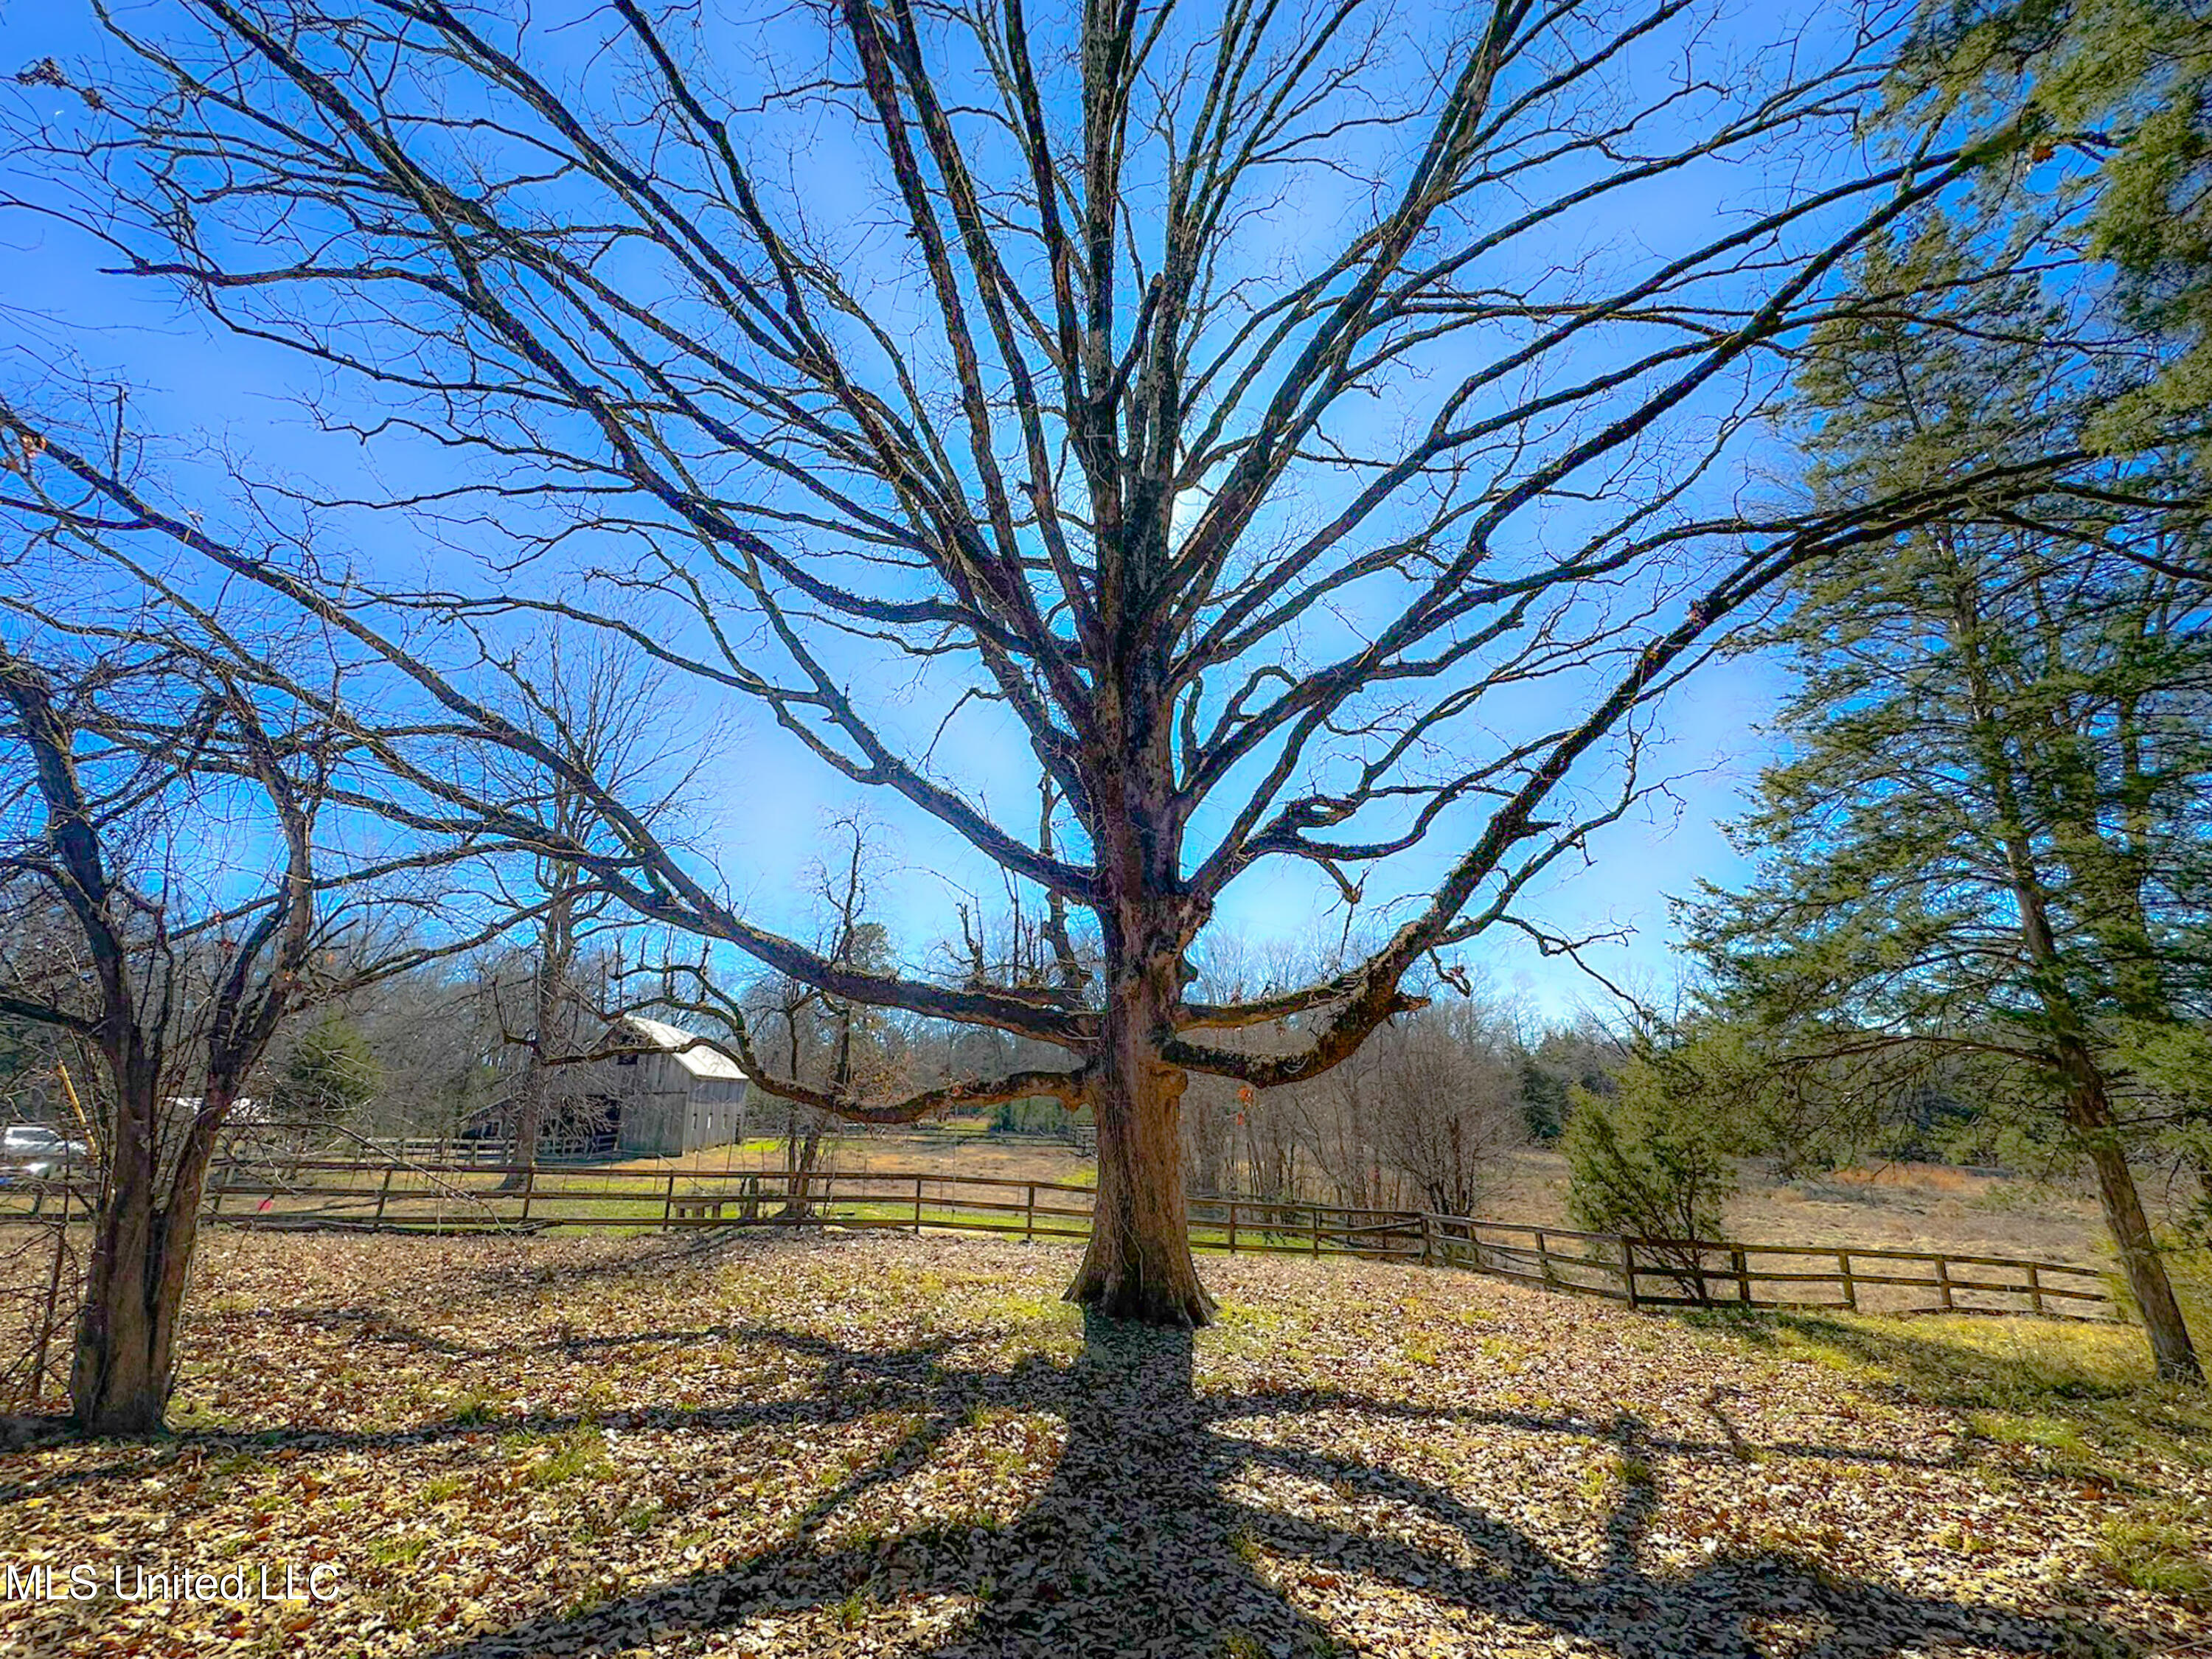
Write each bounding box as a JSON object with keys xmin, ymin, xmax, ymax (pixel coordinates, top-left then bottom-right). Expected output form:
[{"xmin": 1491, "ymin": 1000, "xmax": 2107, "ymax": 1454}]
[{"xmin": 1563, "ymin": 1032, "xmax": 1747, "ymax": 1294}]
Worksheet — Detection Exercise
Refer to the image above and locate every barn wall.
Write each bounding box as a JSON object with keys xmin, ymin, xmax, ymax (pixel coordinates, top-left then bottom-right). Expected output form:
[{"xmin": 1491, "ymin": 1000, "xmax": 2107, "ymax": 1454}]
[
  {"xmin": 678, "ymin": 1079, "xmax": 751, "ymax": 1155},
  {"xmin": 614, "ymin": 1093, "xmax": 683, "ymax": 1157}
]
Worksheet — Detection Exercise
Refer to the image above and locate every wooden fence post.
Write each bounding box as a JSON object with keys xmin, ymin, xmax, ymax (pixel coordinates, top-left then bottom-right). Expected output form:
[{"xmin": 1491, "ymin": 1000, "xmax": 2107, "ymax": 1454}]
[
  {"xmin": 1227, "ymin": 1200, "xmax": 1238, "ymax": 1256},
  {"xmin": 1839, "ymin": 1251, "xmax": 1857, "ymax": 1312},
  {"xmin": 1025, "ymin": 1183, "xmax": 1036, "ymax": 1244},
  {"xmin": 663, "ymin": 1172, "xmax": 676, "ymax": 1232},
  {"xmin": 375, "ymin": 1166, "xmax": 394, "ymax": 1224},
  {"xmin": 29, "ymin": 1175, "xmax": 69, "ymax": 1407},
  {"xmin": 520, "ymin": 1164, "xmax": 535, "ymax": 1225},
  {"xmin": 914, "ymin": 1175, "xmax": 925, "ymax": 1237},
  {"xmin": 2026, "ymin": 1262, "xmax": 2045, "ymax": 1316},
  {"xmin": 1731, "ymin": 1247, "xmax": 1750, "ymax": 1306},
  {"xmin": 1310, "ymin": 1203, "xmax": 1321, "ymax": 1256},
  {"xmin": 1620, "ymin": 1238, "xmax": 1641, "ymax": 1310},
  {"xmin": 1419, "ymin": 1213, "xmax": 1434, "ymax": 1266},
  {"xmin": 1935, "ymin": 1253, "xmax": 1955, "ymax": 1312}
]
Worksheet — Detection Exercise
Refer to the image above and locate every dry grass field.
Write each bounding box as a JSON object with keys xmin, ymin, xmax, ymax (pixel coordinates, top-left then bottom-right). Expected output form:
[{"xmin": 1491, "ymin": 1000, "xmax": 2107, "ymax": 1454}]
[
  {"xmin": 633, "ymin": 1133, "xmax": 2123, "ymax": 1267},
  {"xmin": 1486, "ymin": 1152, "xmax": 2118, "ymax": 1267},
  {"xmin": 3, "ymin": 1228, "xmax": 2207, "ymax": 1658}
]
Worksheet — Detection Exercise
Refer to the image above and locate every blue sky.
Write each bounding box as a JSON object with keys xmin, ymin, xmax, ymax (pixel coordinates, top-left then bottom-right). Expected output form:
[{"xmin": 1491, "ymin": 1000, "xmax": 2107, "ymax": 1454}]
[{"xmin": 0, "ymin": 0, "xmax": 1851, "ymax": 1026}]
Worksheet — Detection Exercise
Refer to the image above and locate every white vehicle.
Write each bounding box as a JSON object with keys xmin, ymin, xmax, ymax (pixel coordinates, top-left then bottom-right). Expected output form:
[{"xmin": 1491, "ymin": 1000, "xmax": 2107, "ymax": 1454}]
[{"xmin": 1, "ymin": 1124, "xmax": 90, "ymax": 1183}]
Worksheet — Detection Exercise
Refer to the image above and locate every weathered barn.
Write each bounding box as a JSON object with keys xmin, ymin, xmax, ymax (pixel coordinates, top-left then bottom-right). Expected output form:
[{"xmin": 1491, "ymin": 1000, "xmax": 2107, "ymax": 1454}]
[
  {"xmin": 605, "ymin": 1015, "xmax": 751, "ymax": 1157},
  {"xmin": 470, "ymin": 1015, "xmax": 751, "ymax": 1159}
]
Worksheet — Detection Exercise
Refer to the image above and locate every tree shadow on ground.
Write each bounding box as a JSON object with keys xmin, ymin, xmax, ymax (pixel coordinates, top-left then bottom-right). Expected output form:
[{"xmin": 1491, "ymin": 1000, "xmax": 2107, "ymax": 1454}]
[
  {"xmin": 0, "ymin": 1292, "xmax": 2145, "ymax": 1655},
  {"xmin": 1700, "ymin": 1307, "xmax": 2212, "ymax": 1493},
  {"xmin": 344, "ymin": 1311, "xmax": 2122, "ymax": 1659},
  {"xmin": 0, "ymin": 1305, "xmax": 2032, "ymax": 1512}
]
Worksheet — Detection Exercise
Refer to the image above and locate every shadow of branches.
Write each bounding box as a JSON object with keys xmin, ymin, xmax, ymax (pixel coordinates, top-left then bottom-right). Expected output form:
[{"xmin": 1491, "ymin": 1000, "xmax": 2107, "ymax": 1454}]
[
  {"xmin": 0, "ymin": 1273, "xmax": 2148, "ymax": 1657},
  {"xmin": 324, "ymin": 1313, "xmax": 2121, "ymax": 1659}
]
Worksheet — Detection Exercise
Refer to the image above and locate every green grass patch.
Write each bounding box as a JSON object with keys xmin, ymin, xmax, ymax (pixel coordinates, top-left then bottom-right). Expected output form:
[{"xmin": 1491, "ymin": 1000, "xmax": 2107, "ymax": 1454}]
[
  {"xmin": 368, "ymin": 1531, "xmax": 432, "ymax": 1567},
  {"xmin": 1697, "ymin": 1305, "xmax": 2212, "ymax": 1482},
  {"xmin": 445, "ymin": 1391, "xmax": 507, "ymax": 1427},
  {"xmin": 2095, "ymin": 1519, "xmax": 2212, "ymax": 1603},
  {"xmin": 513, "ymin": 1426, "xmax": 615, "ymax": 1488}
]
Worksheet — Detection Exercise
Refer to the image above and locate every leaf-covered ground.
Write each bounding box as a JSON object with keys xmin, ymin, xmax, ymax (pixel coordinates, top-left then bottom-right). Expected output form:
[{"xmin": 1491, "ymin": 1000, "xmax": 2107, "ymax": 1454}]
[{"xmin": 3, "ymin": 1229, "xmax": 2207, "ymax": 1658}]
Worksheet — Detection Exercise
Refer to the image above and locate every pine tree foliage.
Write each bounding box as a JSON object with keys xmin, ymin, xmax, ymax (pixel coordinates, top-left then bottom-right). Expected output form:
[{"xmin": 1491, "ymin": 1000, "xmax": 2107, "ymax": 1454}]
[
  {"xmin": 1690, "ymin": 213, "xmax": 2212, "ymax": 1378},
  {"xmin": 1562, "ymin": 1029, "xmax": 1752, "ymax": 1295},
  {"xmin": 1899, "ymin": 0, "xmax": 2212, "ymax": 450},
  {"xmin": 270, "ymin": 1010, "xmax": 382, "ymax": 1129}
]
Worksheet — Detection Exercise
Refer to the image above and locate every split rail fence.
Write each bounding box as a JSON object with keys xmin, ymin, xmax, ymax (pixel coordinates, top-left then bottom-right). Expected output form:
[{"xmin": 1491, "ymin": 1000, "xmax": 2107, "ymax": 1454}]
[{"xmin": 1, "ymin": 1157, "xmax": 2118, "ymax": 1323}]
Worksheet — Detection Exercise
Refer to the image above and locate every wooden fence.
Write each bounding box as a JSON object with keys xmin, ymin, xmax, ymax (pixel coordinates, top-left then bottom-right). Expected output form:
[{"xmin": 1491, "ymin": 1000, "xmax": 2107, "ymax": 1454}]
[
  {"xmin": 341, "ymin": 1136, "xmax": 518, "ymax": 1166},
  {"xmin": 0, "ymin": 1158, "xmax": 2118, "ymax": 1323},
  {"xmin": 1422, "ymin": 1217, "xmax": 2115, "ymax": 1319}
]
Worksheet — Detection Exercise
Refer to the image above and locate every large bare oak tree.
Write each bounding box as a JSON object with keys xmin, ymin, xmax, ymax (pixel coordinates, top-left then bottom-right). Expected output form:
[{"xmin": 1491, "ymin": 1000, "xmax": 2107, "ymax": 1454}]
[{"xmin": 4, "ymin": 0, "xmax": 2099, "ymax": 1321}]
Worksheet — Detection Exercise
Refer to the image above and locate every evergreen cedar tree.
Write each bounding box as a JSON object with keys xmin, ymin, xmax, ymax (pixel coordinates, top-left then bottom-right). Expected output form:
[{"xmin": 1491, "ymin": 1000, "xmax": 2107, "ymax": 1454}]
[{"xmin": 1690, "ymin": 217, "xmax": 2207, "ymax": 1382}]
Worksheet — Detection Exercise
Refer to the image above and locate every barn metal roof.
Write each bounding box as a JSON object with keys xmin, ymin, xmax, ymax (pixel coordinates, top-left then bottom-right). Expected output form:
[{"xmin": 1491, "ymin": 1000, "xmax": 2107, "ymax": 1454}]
[{"xmin": 620, "ymin": 1015, "xmax": 748, "ymax": 1082}]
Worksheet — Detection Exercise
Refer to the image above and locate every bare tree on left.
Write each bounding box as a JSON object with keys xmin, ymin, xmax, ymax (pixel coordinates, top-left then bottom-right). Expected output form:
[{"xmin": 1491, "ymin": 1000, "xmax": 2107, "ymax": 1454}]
[
  {"xmin": 0, "ymin": 632, "xmax": 336, "ymax": 1431},
  {"xmin": 0, "ymin": 492, "xmax": 508, "ymax": 1431}
]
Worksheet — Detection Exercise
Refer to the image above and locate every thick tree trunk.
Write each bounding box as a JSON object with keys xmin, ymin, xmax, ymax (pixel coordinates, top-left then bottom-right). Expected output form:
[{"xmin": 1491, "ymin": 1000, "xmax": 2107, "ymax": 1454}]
[
  {"xmin": 72, "ymin": 1175, "xmax": 187, "ymax": 1435},
  {"xmin": 779, "ymin": 1113, "xmax": 825, "ymax": 1220},
  {"xmin": 504, "ymin": 879, "xmax": 574, "ymax": 1188},
  {"xmin": 72, "ymin": 1259, "xmax": 173, "ymax": 1434},
  {"xmin": 2058, "ymin": 1046, "xmax": 2202, "ymax": 1384},
  {"xmin": 502, "ymin": 1071, "xmax": 543, "ymax": 1191},
  {"xmin": 1066, "ymin": 960, "xmax": 1215, "ymax": 1327},
  {"xmin": 73, "ymin": 1082, "xmax": 230, "ymax": 1434}
]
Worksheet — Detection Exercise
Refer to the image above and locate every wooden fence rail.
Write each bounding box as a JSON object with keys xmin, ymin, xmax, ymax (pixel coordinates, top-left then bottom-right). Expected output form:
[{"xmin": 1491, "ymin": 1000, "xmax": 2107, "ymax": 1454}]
[{"xmin": 0, "ymin": 1158, "xmax": 2119, "ymax": 1324}]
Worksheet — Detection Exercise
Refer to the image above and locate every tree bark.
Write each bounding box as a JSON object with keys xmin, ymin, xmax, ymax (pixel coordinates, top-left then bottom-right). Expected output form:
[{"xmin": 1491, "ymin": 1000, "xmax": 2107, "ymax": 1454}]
[
  {"xmin": 71, "ymin": 1085, "xmax": 190, "ymax": 1434},
  {"xmin": 2059, "ymin": 1043, "xmax": 2203, "ymax": 1383},
  {"xmin": 1950, "ymin": 576, "xmax": 2201, "ymax": 1385},
  {"xmin": 504, "ymin": 1067, "xmax": 544, "ymax": 1189},
  {"xmin": 72, "ymin": 1250, "xmax": 173, "ymax": 1434},
  {"xmin": 504, "ymin": 880, "xmax": 575, "ymax": 1187},
  {"xmin": 72, "ymin": 1222, "xmax": 173, "ymax": 1432},
  {"xmin": 1066, "ymin": 956, "xmax": 1215, "ymax": 1327},
  {"xmin": 779, "ymin": 1110, "xmax": 825, "ymax": 1220}
]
